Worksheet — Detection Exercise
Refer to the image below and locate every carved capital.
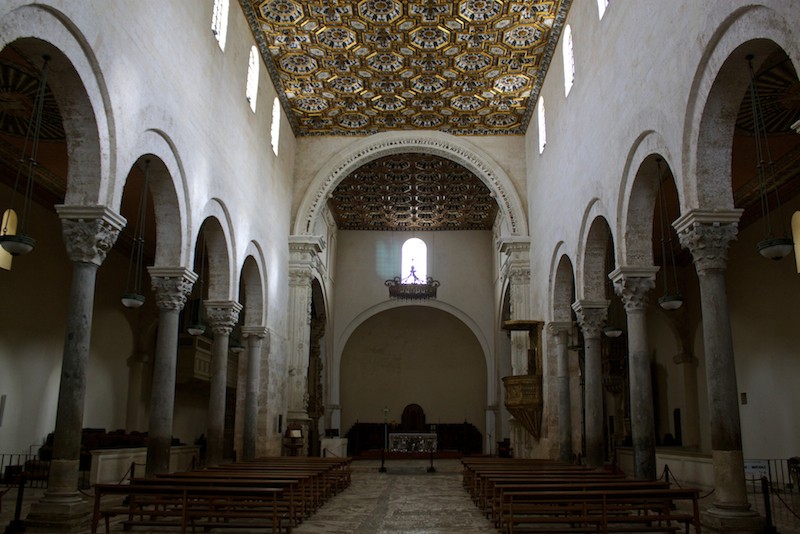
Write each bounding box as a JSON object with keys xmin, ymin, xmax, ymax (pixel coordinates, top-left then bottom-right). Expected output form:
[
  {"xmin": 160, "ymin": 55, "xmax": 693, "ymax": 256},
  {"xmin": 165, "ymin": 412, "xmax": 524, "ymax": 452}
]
[
  {"xmin": 56, "ymin": 205, "xmax": 125, "ymax": 266},
  {"xmin": 571, "ymin": 300, "xmax": 608, "ymax": 339},
  {"xmin": 289, "ymin": 268, "xmax": 313, "ymax": 287},
  {"xmin": 241, "ymin": 326, "xmax": 269, "ymax": 340},
  {"xmin": 547, "ymin": 321, "xmax": 573, "ymax": 336},
  {"xmin": 609, "ymin": 267, "xmax": 658, "ymax": 313},
  {"xmin": 148, "ymin": 267, "xmax": 197, "ymax": 311},
  {"xmin": 674, "ymin": 209, "xmax": 742, "ymax": 274},
  {"xmin": 204, "ymin": 300, "xmax": 243, "ymax": 335}
]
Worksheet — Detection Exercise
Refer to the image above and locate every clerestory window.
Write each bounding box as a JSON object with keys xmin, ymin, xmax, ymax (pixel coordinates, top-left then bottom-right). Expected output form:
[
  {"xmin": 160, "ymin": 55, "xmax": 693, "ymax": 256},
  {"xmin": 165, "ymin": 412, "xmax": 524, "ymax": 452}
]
[
  {"xmin": 401, "ymin": 238, "xmax": 427, "ymax": 283},
  {"xmin": 212, "ymin": 0, "xmax": 229, "ymax": 51},
  {"xmin": 246, "ymin": 46, "xmax": 259, "ymax": 112},
  {"xmin": 537, "ymin": 96, "xmax": 546, "ymax": 154},
  {"xmin": 563, "ymin": 24, "xmax": 575, "ymax": 97},
  {"xmin": 271, "ymin": 97, "xmax": 281, "ymax": 156}
]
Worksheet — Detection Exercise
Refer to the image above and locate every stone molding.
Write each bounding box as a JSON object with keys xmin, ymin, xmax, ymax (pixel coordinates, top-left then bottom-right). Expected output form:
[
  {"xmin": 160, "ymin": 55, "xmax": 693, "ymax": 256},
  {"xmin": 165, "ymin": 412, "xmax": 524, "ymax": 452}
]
[
  {"xmin": 609, "ymin": 266, "xmax": 659, "ymax": 313},
  {"xmin": 148, "ymin": 267, "xmax": 197, "ymax": 311},
  {"xmin": 56, "ymin": 205, "xmax": 125, "ymax": 266},
  {"xmin": 294, "ymin": 132, "xmax": 527, "ymax": 237},
  {"xmin": 241, "ymin": 326, "xmax": 269, "ymax": 340},
  {"xmin": 674, "ymin": 209, "xmax": 742, "ymax": 273},
  {"xmin": 571, "ymin": 300, "xmax": 608, "ymax": 338},
  {"xmin": 204, "ymin": 301, "xmax": 243, "ymax": 335}
]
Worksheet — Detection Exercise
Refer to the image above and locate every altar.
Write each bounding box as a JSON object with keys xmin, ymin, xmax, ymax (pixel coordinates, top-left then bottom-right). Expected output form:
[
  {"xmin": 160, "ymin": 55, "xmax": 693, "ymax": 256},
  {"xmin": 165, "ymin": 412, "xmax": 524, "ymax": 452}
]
[{"xmin": 388, "ymin": 432, "xmax": 437, "ymax": 453}]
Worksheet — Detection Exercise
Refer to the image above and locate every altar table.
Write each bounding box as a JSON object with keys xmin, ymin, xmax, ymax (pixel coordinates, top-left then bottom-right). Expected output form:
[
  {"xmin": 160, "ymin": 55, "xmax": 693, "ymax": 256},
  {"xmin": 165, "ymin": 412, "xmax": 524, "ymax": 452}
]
[{"xmin": 388, "ymin": 432, "xmax": 437, "ymax": 453}]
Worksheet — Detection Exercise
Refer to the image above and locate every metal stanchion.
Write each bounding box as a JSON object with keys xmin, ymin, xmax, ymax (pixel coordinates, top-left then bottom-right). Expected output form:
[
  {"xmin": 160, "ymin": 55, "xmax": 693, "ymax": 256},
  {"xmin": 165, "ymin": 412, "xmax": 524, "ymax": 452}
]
[
  {"xmin": 379, "ymin": 447, "xmax": 387, "ymax": 473},
  {"xmin": 762, "ymin": 476, "xmax": 778, "ymax": 534},
  {"xmin": 4, "ymin": 472, "xmax": 27, "ymax": 534},
  {"xmin": 427, "ymin": 447, "xmax": 436, "ymax": 473}
]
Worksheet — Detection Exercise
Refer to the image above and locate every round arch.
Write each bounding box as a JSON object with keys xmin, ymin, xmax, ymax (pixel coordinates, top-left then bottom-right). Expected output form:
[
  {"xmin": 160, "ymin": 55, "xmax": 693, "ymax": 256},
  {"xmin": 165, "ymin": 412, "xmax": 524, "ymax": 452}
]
[
  {"xmin": 195, "ymin": 199, "xmax": 237, "ymax": 301},
  {"xmin": 574, "ymin": 198, "xmax": 614, "ymax": 301},
  {"xmin": 293, "ymin": 131, "xmax": 529, "ymax": 237}
]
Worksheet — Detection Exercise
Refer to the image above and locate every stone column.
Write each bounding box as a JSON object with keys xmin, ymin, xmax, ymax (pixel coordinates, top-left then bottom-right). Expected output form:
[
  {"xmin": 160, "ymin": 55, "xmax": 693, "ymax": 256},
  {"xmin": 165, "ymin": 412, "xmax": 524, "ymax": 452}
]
[
  {"xmin": 241, "ymin": 326, "xmax": 268, "ymax": 461},
  {"xmin": 145, "ymin": 267, "xmax": 196, "ymax": 477},
  {"xmin": 549, "ymin": 321, "xmax": 573, "ymax": 463},
  {"xmin": 673, "ymin": 351, "xmax": 700, "ymax": 448},
  {"xmin": 610, "ymin": 267, "xmax": 658, "ymax": 480},
  {"xmin": 571, "ymin": 300, "xmax": 607, "ymax": 468},
  {"xmin": 204, "ymin": 300, "xmax": 242, "ymax": 466},
  {"xmin": 499, "ymin": 238, "xmax": 532, "ymax": 375},
  {"xmin": 26, "ymin": 206, "xmax": 124, "ymax": 532},
  {"xmin": 674, "ymin": 210, "xmax": 761, "ymax": 530},
  {"xmin": 287, "ymin": 236, "xmax": 324, "ymax": 454}
]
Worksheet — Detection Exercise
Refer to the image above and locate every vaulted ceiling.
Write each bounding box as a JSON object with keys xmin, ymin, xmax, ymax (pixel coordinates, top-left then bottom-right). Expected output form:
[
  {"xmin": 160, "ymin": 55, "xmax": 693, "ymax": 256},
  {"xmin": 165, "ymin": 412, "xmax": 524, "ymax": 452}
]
[{"xmin": 242, "ymin": 0, "xmax": 571, "ymax": 137}]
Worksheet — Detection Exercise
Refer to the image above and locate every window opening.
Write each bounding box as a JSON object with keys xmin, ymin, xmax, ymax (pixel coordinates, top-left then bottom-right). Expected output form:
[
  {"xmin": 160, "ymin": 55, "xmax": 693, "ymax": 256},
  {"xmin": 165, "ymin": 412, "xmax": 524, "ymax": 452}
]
[
  {"xmin": 563, "ymin": 24, "xmax": 574, "ymax": 96},
  {"xmin": 537, "ymin": 96, "xmax": 546, "ymax": 154},
  {"xmin": 246, "ymin": 46, "xmax": 259, "ymax": 112},
  {"xmin": 212, "ymin": 0, "xmax": 229, "ymax": 51},
  {"xmin": 597, "ymin": 0, "xmax": 609, "ymax": 19},
  {"xmin": 401, "ymin": 238, "xmax": 427, "ymax": 283},
  {"xmin": 271, "ymin": 97, "xmax": 281, "ymax": 156}
]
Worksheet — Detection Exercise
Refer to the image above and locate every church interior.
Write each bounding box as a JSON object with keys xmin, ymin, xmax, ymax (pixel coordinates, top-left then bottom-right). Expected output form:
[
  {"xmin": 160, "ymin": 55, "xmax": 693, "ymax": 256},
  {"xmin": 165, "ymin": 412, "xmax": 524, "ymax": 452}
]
[{"xmin": 0, "ymin": 0, "xmax": 799, "ymax": 532}]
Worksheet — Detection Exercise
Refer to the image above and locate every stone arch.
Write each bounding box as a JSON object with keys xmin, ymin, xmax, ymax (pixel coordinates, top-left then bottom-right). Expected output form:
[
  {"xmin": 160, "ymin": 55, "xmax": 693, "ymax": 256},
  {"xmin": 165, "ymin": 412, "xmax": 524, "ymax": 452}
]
[
  {"xmin": 617, "ymin": 132, "xmax": 678, "ymax": 267},
  {"xmin": 293, "ymin": 131, "xmax": 528, "ymax": 237},
  {"xmin": 0, "ymin": 5, "xmax": 113, "ymax": 205},
  {"xmin": 575, "ymin": 199, "xmax": 614, "ymax": 301},
  {"xmin": 123, "ymin": 128, "xmax": 191, "ymax": 267},
  {"xmin": 195, "ymin": 208, "xmax": 234, "ymax": 301},
  {"xmin": 239, "ymin": 253, "xmax": 264, "ymax": 327},
  {"xmin": 682, "ymin": 4, "xmax": 800, "ymax": 212},
  {"xmin": 551, "ymin": 249, "xmax": 576, "ymax": 323}
]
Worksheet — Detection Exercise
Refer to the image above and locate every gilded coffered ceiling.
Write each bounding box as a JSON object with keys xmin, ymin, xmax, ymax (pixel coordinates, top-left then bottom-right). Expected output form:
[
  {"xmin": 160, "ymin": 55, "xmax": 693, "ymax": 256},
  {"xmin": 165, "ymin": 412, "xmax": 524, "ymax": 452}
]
[
  {"xmin": 329, "ymin": 153, "xmax": 499, "ymax": 230},
  {"xmin": 242, "ymin": 0, "xmax": 571, "ymax": 136}
]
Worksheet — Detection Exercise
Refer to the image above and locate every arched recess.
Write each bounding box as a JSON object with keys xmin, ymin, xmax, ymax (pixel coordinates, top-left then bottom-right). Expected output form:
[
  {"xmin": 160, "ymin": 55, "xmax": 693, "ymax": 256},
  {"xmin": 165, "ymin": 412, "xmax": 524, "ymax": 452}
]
[
  {"xmin": 238, "ymin": 246, "xmax": 266, "ymax": 327},
  {"xmin": 334, "ymin": 299, "xmax": 493, "ymax": 413},
  {"xmin": 122, "ymin": 128, "xmax": 191, "ymax": 267},
  {"xmin": 339, "ymin": 304, "xmax": 487, "ymax": 449},
  {"xmin": 0, "ymin": 5, "xmax": 113, "ymax": 205},
  {"xmin": 576, "ymin": 206, "xmax": 614, "ymax": 301},
  {"xmin": 195, "ymin": 200, "xmax": 236, "ymax": 301},
  {"xmin": 552, "ymin": 251, "xmax": 576, "ymax": 323},
  {"xmin": 293, "ymin": 131, "xmax": 528, "ymax": 237},
  {"xmin": 682, "ymin": 4, "xmax": 800, "ymax": 212}
]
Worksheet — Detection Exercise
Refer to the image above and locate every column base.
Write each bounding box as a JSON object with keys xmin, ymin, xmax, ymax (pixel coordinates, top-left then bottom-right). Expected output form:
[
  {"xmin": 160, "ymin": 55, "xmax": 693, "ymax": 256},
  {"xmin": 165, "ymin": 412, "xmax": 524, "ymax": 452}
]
[
  {"xmin": 701, "ymin": 506, "xmax": 764, "ymax": 533},
  {"xmin": 24, "ymin": 497, "xmax": 90, "ymax": 533}
]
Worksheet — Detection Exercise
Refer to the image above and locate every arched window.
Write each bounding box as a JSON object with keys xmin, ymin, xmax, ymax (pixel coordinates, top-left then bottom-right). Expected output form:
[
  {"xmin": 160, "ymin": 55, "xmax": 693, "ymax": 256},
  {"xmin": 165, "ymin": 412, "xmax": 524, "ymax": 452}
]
[
  {"xmin": 537, "ymin": 96, "xmax": 546, "ymax": 154},
  {"xmin": 562, "ymin": 24, "xmax": 574, "ymax": 96},
  {"xmin": 246, "ymin": 46, "xmax": 259, "ymax": 112},
  {"xmin": 211, "ymin": 0, "xmax": 229, "ymax": 51},
  {"xmin": 401, "ymin": 238, "xmax": 427, "ymax": 283},
  {"xmin": 0, "ymin": 209, "xmax": 18, "ymax": 270},
  {"xmin": 271, "ymin": 97, "xmax": 281, "ymax": 156},
  {"xmin": 597, "ymin": 0, "xmax": 609, "ymax": 20}
]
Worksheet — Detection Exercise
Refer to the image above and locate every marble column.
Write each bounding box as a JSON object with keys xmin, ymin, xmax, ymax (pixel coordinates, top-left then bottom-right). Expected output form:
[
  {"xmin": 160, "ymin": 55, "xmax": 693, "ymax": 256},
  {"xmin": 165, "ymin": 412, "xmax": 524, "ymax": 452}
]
[
  {"xmin": 549, "ymin": 322, "xmax": 573, "ymax": 463},
  {"xmin": 674, "ymin": 209, "xmax": 761, "ymax": 530},
  {"xmin": 610, "ymin": 267, "xmax": 658, "ymax": 480},
  {"xmin": 241, "ymin": 326, "xmax": 268, "ymax": 461},
  {"xmin": 145, "ymin": 267, "xmax": 196, "ymax": 477},
  {"xmin": 204, "ymin": 300, "xmax": 242, "ymax": 466},
  {"xmin": 26, "ymin": 206, "xmax": 124, "ymax": 532},
  {"xmin": 287, "ymin": 236, "xmax": 324, "ymax": 454},
  {"xmin": 571, "ymin": 300, "xmax": 607, "ymax": 469}
]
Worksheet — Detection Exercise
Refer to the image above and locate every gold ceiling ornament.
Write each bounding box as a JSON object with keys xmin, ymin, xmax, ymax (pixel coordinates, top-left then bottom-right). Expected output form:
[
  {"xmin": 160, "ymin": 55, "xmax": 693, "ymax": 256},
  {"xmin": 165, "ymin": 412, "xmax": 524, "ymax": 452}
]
[
  {"xmin": 328, "ymin": 152, "xmax": 498, "ymax": 230},
  {"xmin": 242, "ymin": 0, "xmax": 571, "ymax": 136}
]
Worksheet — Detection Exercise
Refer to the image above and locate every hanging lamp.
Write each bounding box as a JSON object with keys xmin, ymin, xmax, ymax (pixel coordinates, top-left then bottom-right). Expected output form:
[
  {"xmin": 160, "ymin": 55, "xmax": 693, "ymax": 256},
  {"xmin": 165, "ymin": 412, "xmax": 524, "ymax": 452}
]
[
  {"xmin": 0, "ymin": 56, "xmax": 51, "ymax": 256},
  {"xmin": 655, "ymin": 158, "xmax": 684, "ymax": 310},
  {"xmin": 121, "ymin": 160, "xmax": 150, "ymax": 308},
  {"xmin": 746, "ymin": 55, "xmax": 793, "ymax": 260}
]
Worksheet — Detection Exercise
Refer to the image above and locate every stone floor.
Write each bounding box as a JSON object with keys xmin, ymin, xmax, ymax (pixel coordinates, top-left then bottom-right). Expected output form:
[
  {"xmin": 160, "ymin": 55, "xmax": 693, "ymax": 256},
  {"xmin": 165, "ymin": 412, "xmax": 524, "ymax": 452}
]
[{"xmin": 1, "ymin": 459, "xmax": 799, "ymax": 533}]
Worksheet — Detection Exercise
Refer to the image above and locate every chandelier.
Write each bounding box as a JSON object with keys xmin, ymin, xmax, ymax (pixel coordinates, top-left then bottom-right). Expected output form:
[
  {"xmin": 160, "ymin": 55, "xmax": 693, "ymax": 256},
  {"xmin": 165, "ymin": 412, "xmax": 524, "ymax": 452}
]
[{"xmin": 385, "ymin": 266, "xmax": 440, "ymax": 300}]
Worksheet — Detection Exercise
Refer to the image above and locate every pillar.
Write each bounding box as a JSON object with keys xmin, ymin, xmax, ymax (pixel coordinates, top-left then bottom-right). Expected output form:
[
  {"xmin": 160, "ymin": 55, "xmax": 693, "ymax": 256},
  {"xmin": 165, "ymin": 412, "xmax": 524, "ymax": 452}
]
[
  {"xmin": 287, "ymin": 236, "xmax": 324, "ymax": 454},
  {"xmin": 241, "ymin": 326, "xmax": 268, "ymax": 461},
  {"xmin": 26, "ymin": 206, "xmax": 124, "ymax": 532},
  {"xmin": 675, "ymin": 209, "xmax": 762, "ymax": 530},
  {"xmin": 145, "ymin": 267, "xmax": 197, "ymax": 477},
  {"xmin": 610, "ymin": 267, "xmax": 658, "ymax": 480},
  {"xmin": 571, "ymin": 300, "xmax": 607, "ymax": 468},
  {"xmin": 549, "ymin": 321, "xmax": 573, "ymax": 463},
  {"xmin": 204, "ymin": 300, "xmax": 242, "ymax": 466},
  {"xmin": 673, "ymin": 351, "xmax": 700, "ymax": 448}
]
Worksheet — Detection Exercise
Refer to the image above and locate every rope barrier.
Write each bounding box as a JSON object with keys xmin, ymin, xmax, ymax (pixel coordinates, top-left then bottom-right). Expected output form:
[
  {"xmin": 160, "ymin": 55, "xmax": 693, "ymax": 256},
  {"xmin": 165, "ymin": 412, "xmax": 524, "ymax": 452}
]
[
  {"xmin": 772, "ymin": 487, "xmax": 800, "ymax": 520},
  {"xmin": 664, "ymin": 464, "xmax": 715, "ymax": 498}
]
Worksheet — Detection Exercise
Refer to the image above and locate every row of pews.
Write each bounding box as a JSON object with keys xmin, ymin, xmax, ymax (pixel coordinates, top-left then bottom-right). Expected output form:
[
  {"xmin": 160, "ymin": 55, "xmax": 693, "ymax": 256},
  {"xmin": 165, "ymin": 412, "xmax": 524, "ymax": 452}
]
[
  {"xmin": 91, "ymin": 456, "xmax": 351, "ymax": 533},
  {"xmin": 462, "ymin": 458, "xmax": 701, "ymax": 534}
]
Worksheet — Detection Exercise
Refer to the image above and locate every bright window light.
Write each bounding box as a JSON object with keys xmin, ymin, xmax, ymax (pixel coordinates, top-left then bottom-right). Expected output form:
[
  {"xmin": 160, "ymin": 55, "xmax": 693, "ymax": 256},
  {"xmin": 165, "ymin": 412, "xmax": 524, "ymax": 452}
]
[
  {"xmin": 246, "ymin": 46, "xmax": 259, "ymax": 112},
  {"xmin": 537, "ymin": 96, "xmax": 546, "ymax": 154},
  {"xmin": 401, "ymin": 238, "xmax": 427, "ymax": 282},
  {"xmin": 271, "ymin": 97, "xmax": 280, "ymax": 156},
  {"xmin": 563, "ymin": 24, "xmax": 574, "ymax": 96},
  {"xmin": 212, "ymin": 0, "xmax": 229, "ymax": 51},
  {"xmin": 597, "ymin": 0, "xmax": 609, "ymax": 20}
]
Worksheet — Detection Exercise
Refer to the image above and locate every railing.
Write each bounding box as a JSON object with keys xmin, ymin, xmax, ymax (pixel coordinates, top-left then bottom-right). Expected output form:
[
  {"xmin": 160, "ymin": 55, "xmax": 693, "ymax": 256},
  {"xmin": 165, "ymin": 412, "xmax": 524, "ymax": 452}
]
[
  {"xmin": 745, "ymin": 458, "xmax": 799, "ymax": 495},
  {"xmin": 0, "ymin": 453, "xmax": 49, "ymax": 489}
]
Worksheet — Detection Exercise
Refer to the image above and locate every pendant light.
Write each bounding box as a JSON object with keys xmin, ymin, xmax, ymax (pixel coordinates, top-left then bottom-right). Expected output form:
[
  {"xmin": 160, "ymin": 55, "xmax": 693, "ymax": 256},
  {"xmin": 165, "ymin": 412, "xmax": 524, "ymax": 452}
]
[
  {"xmin": 121, "ymin": 160, "xmax": 150, "ymax": 308},
  {"xmin": 0, "ymin": 56, "xmax": 51, "ymax": 256},
  {"xmin": 655, "ymin": 158, "xmax": 684, "ymax": 310},
  {"xmin": 747, "ymin": 55, "xmax": 793, "ymax": 260}
]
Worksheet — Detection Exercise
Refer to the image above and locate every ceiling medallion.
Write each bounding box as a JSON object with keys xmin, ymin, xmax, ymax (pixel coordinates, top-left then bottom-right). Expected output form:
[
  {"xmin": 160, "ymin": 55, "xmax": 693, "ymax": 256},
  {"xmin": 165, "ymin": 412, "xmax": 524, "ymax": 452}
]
[{"xmin": 245, "ymin": 0, "xmax": 571, "ymax": 136}]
